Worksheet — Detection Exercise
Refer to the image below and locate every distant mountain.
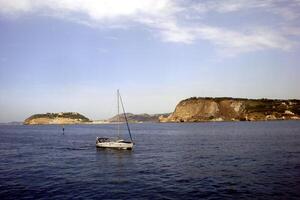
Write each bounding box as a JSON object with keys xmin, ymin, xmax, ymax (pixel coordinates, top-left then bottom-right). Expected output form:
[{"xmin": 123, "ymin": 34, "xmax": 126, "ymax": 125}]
[
  {"xmin": 159, "ymin": 97, "xmax": 300, "ymax": 122},
  {"xmin": 108, "ymin": 113, "xmax": 170, "ymax": 123},
  {"xmin": 23, "ymin": 112, "xmax": 170, "ymax": 125},
  {"xmin": 0, "ymin": 121, "xmax": 23, "ymax": 125},
  {"xmin": 24, "ymin": 112, "xmax": 91, "ymax": 125}
]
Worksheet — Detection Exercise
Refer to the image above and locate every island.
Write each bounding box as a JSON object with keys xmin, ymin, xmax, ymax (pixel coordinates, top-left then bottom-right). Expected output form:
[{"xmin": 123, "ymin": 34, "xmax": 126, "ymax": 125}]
[
  {"xmin": 24, "ymin": 112, "xmax": 91, "ymax": 125},
  {"xmin": 159, "ymin": 97, "xmax": 300, "ymax": 122}
]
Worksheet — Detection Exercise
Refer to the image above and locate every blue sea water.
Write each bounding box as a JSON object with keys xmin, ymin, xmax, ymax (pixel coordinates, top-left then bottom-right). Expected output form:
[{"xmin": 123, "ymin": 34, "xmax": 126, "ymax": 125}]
[{"xmin": 0, "ymin": 121, "xmax": 300, "ymax": 199}]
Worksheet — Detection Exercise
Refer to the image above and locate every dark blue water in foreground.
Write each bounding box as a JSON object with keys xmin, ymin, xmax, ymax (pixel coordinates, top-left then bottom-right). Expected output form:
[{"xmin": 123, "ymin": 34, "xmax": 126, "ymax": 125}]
[{"xmin": 0, "ymin": 121, "xmax": 300, "ymax": 199}]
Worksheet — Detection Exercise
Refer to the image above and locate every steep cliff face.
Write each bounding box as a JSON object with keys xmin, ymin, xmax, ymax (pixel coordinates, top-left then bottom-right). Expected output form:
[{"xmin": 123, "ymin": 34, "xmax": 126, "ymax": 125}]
[
  {"xmin": 24, "ymin": 112, "xmax": 91, "ymax": 125},
  {"xmin": 159, "ymin": 97, "xmax": 300, "ymax": 122}
]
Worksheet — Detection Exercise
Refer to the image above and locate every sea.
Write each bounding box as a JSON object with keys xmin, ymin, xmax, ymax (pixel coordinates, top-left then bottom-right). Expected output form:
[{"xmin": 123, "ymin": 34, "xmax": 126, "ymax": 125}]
[{"xmin": 0, "ymin": 121, "xmax": 300, "ymax": 199}]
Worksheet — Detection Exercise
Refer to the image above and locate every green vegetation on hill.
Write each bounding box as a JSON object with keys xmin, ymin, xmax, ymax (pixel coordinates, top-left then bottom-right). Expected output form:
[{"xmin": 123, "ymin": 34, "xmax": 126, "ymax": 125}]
[
  {"xmin": 24, "ymin": 112, "xmax": 91, "ymax": 125},
  {"xmin": 245, "ymin": 100, "xmax": 300, "ymax": 115},
  {"xmin": 27, "ymin": 112, "xmax": 90, "ymax": 121}
]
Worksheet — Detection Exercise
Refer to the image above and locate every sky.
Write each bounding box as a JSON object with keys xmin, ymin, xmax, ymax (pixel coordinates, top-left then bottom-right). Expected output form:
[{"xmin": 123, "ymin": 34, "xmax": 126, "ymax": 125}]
[{"xmin": 0, "ymin": 0, "xmax": 300, "ymax": 122}]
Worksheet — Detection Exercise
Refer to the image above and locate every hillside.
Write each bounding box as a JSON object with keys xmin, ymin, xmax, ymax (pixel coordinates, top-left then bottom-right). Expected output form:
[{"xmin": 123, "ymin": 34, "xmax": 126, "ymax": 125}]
[
  {"xmin": 24, "ymin": 112, "xmax": 91, "ymax": 125},
  {"xmin": 159, "ymin": 97, "xmax": 300, "ymax": 122},
  {"xmin": 108, "ymin": 113, "xmax": 170, "ymax": 123}
]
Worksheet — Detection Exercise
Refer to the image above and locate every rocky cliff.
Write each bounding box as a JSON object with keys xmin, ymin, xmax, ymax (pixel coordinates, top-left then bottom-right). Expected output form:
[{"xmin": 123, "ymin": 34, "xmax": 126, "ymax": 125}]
[
  {"xmin": 159, "ymin": 97, "xmax": 300, "ymax": 122},
  {"xmin": 24, "ymin": 112, "xmax": 91, "ymax": 125}
]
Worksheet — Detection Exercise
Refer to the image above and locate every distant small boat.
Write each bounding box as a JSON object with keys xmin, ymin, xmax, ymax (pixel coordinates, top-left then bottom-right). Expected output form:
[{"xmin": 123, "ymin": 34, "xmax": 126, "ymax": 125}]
[{"xmin": 96, "ymin": 90, "xmax": 134, "ymax": 150}]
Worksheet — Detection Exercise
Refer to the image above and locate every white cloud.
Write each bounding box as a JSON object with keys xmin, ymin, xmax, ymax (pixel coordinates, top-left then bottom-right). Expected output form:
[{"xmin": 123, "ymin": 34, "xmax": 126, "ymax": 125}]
[
  {"xmin": 190, "ymin": 0, "xmax": 300, "ymax": 19},
  {"xmin": 137, "ymin": 17, "xmax": 195, "ymax": 44},
  {"xmin": 147, "ymin": 21, "xmax": 294, "ymax": 56},
  {"xmin": 0, "ymin": 0, "xmax": 172, "ymax": 19},
  {"xmin": 0, "ymin": 0, "xmax": 32, "ymax": 14},
  {"xmin": 190, "ymin": 0, "xmax": 270, "ymax": 14},
  {"xmin": 0, "ymin": 0, "xmax": 299, "ymax": 56},
  {"xmin": 195, "ymin": 26, "xmax": 294, "ymax": 55}
]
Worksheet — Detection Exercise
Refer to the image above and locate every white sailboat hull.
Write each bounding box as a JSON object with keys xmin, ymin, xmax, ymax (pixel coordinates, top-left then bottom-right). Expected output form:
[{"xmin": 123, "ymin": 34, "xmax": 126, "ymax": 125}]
[{"xmin": 96, "ymin": 138, "xmax": 133, "ymax": 150}]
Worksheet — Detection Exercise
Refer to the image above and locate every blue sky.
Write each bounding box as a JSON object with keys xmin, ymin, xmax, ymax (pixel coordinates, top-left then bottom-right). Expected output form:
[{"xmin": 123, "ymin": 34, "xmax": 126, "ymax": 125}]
[{"xmin": 0, "ymin": 0, "xmax": 300, "ymax": 122}]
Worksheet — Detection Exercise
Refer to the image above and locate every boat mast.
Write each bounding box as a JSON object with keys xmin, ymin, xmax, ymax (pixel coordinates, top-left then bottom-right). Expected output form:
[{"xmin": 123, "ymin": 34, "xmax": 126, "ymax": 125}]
[
  {"xmin": 119, "ymin": 91, "xmax": 133, "ymax": 142},
  {"xmin": 117, "ymin": 89, "xmax": 120, "ymax": 139}
]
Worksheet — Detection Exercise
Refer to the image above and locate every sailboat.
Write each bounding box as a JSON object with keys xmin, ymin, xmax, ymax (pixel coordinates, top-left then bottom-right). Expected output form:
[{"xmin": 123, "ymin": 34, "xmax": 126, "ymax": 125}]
[{"xmin": 96, "ymin": 90, "xmax": 134, "ymax": 150}]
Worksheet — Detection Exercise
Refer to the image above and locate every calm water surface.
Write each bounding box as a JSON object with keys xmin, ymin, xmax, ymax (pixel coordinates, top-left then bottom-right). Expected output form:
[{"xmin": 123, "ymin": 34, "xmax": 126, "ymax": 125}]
[{"xmin": 0, "ymin": 121, "xmax": 300, "ymax": 199}]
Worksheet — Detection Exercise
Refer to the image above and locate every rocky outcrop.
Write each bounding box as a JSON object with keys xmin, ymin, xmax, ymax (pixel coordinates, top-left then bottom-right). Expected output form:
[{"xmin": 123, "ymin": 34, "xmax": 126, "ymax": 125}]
[
  {"xmin": 159, "ymin": 97, "xmax": 300, "ymax": 122},
  {"xmin": 24, "ymin": 112, "xmax": 91, "ymax": 125}
]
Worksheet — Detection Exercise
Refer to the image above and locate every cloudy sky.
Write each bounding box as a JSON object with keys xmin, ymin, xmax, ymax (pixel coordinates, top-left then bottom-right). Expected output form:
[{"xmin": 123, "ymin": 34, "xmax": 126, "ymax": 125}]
[{"xmin": 0, "ymin": 0, "xmax": 300, "ymax": 122}]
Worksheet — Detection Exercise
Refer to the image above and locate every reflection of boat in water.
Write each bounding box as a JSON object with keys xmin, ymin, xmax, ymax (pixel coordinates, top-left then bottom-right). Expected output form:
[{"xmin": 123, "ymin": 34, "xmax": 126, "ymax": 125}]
[{"xmin": 96, "ymin": 90, "xmax": 134, "ymax": 150}]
